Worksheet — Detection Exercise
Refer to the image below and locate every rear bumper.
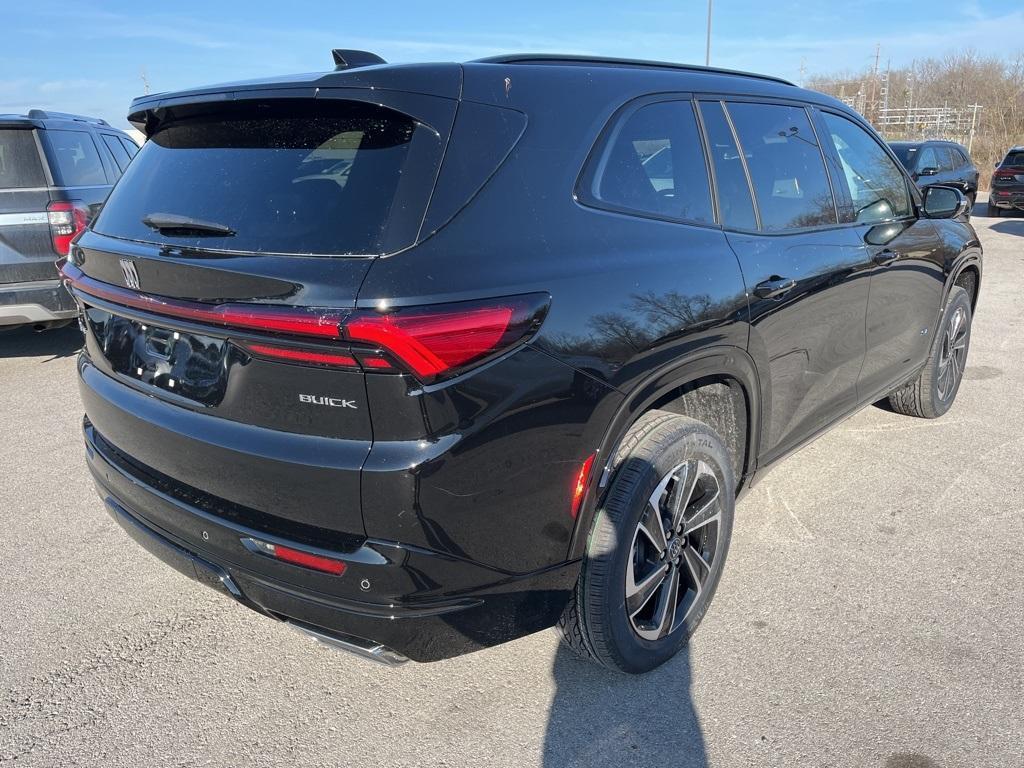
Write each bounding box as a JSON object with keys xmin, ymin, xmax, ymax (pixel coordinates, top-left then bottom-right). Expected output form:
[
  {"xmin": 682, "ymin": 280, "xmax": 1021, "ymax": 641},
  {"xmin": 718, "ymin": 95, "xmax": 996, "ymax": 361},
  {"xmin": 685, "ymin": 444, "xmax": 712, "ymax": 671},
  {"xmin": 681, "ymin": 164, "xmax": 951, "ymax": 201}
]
[
  {"xmin": 85, "ymin": 419, "xmax": 579, "ymax": 662},
  {"xmin": 989, "ymin": 189, "xmax": 1024, "ymax": 209},
  {"xmin": 0, "ymin": 279, "xmax": 77, "ymax": 325}
]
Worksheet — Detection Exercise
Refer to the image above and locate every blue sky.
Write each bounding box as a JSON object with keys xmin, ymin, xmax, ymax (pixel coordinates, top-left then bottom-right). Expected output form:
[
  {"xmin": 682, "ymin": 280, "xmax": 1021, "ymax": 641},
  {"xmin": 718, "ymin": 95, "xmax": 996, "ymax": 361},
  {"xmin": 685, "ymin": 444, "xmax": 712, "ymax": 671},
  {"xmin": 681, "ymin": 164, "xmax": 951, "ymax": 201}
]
[{"xmin": 1, "ymin": 1, "xmax": 1020, "ymax": 129}]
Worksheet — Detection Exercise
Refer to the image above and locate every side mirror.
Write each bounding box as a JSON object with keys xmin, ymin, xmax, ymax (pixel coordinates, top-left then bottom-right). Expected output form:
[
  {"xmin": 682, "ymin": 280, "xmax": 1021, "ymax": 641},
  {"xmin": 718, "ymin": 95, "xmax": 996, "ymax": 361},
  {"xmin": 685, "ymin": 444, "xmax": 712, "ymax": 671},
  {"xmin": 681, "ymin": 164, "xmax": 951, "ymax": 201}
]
[
  {"xmin": 917, "ymin": 166, "xmax": 939, "ymax": 177},
  {"xmin": 922, "ymin": 185, "xmax": 968, "ymax": 219}
]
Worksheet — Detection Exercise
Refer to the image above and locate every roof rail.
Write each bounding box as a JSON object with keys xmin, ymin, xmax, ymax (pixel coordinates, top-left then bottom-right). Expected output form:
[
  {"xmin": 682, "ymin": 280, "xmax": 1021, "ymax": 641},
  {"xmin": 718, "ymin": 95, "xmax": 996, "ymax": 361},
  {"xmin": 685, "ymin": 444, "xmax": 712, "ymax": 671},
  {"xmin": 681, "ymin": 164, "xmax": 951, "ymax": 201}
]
[
  {"xmin": 26, "ymin": 108, "xmax": 110, "ymax": 126},
  {"xmin": 473, "ymin": 54, "xmax": 795, "ymax": 86},
  {"xmin": 331, "ymin": 49, "xmax": 387, "ymax": 71}
]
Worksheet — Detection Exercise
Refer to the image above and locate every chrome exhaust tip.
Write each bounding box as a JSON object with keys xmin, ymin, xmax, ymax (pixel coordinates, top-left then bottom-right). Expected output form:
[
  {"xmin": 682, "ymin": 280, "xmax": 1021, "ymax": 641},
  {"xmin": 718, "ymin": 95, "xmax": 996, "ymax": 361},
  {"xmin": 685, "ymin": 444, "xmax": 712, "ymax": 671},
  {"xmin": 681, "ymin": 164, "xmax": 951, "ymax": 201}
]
[{"xmin": 287, "ymin": 621, "xmax": 409, "ymax": 667}]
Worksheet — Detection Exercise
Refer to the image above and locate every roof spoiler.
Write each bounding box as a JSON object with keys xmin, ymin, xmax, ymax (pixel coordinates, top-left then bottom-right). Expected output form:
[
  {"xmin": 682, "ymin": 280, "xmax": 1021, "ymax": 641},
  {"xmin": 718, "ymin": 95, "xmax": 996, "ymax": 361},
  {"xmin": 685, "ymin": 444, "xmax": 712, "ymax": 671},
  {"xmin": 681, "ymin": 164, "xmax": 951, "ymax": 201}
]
[{"xmin": 331, "ymin": 49, "xmax": 386, "ymax": 71}]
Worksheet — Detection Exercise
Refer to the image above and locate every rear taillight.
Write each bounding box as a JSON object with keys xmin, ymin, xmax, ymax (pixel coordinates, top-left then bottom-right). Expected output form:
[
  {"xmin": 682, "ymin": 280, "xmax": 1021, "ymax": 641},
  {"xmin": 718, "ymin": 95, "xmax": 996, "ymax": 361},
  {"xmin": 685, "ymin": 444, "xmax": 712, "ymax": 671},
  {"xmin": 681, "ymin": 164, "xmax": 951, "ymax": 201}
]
[
  {"xmin": 61, "ymin": 263, "xmax": 548, "ymax": 381},
  {"xmin": 47, "ymin": 201, "xmax": 89, "ymax": 256},
  {"xmin": 993, "ymin": 168, "xmax": 1020, "ymax": 181},
  {"xmin": 343, "ymin": 295, "xmax": 549, "ymax": 381}
]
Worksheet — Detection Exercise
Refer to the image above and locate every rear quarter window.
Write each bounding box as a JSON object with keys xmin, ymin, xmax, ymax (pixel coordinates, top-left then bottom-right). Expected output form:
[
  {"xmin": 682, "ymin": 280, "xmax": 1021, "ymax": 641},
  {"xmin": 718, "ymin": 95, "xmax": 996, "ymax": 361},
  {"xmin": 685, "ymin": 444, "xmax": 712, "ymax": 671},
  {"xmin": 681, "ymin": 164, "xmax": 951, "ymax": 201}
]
[
  {"xmin": 44, "ymin": 129, "xmax": 108, "ymax": 186},
  {"xmin": 0, "ymin": 129, "xmax": 46, "ymax": 189},
  {"xmin": 579, "ymin": 99, "xmax": 714, "ymax": 224}
]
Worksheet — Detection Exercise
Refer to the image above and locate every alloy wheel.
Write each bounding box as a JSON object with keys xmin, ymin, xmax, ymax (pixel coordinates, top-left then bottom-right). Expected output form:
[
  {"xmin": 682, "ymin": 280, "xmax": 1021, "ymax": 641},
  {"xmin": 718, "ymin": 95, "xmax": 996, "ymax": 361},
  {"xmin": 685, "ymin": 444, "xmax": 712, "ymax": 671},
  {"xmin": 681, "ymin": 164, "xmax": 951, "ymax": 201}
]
[
  {"xmin": 937, "ymin": 305, "xmax": 968, "ymax": 401},
  {"xmin": 625, "ymin": 459, "xmax": 722, "ymax": 641}
]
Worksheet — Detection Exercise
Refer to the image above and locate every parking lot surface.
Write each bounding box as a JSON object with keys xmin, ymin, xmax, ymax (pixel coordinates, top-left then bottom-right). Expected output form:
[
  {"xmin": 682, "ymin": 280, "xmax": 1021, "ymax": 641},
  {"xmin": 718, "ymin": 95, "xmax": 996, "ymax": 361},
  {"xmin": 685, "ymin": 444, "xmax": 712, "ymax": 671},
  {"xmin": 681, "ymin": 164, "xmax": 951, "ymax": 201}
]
[{"xmin": 2, "ymin": 207, "xmax": 1022, "ymax": 768}]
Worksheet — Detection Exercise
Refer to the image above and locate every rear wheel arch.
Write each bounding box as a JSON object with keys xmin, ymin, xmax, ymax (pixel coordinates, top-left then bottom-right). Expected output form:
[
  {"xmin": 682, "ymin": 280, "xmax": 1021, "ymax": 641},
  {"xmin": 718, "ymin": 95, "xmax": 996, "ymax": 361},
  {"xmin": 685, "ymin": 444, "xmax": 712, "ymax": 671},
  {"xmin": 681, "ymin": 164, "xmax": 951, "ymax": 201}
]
[{"xmin": 567, "ymin": 346, "xmax": 760, "ymax": 561}]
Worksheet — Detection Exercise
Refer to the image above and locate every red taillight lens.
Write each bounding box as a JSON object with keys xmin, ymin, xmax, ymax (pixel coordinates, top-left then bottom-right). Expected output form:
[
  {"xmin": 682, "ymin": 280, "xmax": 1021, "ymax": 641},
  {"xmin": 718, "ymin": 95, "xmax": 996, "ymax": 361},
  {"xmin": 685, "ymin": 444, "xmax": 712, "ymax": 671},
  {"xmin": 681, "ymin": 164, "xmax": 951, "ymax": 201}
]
[
  {"xmin": 61, "ymin": 263, "xmax": 346, "ymax": 338},
  {"xmin": 343, "ymin": 295, "xmax": 549, "ymax": 381},
  {"xmin": 47, "ymin": 201, "xmax": 89, "ymax": 256},
  {"xmin": 241, "ymin": 342, "xmax": 358, "ymax": 369},
  {"xmin": 571, "ymin": 454, "xmax": 596, "ymax": 518},
  {"xmin": 244, "ymin": 538, "xmax": 347, "ymax": 576},
  {"xmin": 61, "ymin": 263, "xmax": 549, "ymax": 381}
]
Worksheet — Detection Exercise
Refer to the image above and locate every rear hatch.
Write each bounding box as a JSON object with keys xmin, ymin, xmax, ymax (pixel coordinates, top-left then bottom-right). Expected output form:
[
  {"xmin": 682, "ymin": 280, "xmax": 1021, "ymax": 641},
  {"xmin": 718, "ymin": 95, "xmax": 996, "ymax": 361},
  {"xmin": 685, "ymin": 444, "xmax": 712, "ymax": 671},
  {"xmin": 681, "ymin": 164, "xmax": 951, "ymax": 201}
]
[
  {"xmin": 993, "ymin": 151, "xmax": 1024, "ymax": 189},
  {"xmin": 0, "ymin": 125, "xmax": 55, "ymax": 283},
  {"xmin": 70, "ymin": 87, "xmax": 457, "ymax": 543}
]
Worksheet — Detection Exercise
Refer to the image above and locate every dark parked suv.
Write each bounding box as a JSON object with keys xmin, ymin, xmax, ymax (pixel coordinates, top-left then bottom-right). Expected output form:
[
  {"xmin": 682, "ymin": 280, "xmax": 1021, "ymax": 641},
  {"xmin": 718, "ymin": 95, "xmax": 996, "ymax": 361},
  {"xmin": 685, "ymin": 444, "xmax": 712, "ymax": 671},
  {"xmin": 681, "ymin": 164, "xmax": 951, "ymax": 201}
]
[
  {"xmin": 989, "ymin": 146, "xmax": 1024, "ymax": 216},
  {"xmin": 65, "ymin": 52, "xmax": 982, "ymax": 673},
  {"xmin": 889, "ymin": 139, "xmax": 979, "ymax": 210},
  {"xmin": 0, "ymin": 110, "xmax": 138, "ymax": 329}
]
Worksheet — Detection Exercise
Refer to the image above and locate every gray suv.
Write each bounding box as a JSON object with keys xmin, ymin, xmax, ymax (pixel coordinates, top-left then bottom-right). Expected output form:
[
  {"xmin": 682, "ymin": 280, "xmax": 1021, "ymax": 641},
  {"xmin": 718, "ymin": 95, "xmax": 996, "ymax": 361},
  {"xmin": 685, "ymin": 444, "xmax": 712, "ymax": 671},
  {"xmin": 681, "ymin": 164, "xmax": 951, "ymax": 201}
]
[{"xmin": 0, "ymin": 109, "xmax": 138, "ymax": 330}]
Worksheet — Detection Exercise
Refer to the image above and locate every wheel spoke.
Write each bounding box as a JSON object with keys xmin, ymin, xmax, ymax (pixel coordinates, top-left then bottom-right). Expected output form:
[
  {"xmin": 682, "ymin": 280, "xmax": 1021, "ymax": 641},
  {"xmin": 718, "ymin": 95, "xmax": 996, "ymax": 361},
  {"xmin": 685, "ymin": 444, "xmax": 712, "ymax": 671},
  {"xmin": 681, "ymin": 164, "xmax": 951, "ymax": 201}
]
[
  {"xmin": 937, "ymin": 362, "xmax": 950, "ymax": 398},
  {"xmin": 651, "ymin": 565, "xmax": 681, "ymax": 640},
  {"xmin": 667, "ymin": 462, "xmax": 698, "ymax": 532},
  {"xmin": 637, "ymin": 501, "xmax": 669, "ymax": 554},
  {"xmin": 681, "ymin": 546, "xmax": 708, "ymax": 597},
  {"xmin": 626, "ymin": 561, "xmax": 668, "ymax": 617},
  {"xmin": 682, "ymin": 488, "xmax": 720, "ymax": 536}
]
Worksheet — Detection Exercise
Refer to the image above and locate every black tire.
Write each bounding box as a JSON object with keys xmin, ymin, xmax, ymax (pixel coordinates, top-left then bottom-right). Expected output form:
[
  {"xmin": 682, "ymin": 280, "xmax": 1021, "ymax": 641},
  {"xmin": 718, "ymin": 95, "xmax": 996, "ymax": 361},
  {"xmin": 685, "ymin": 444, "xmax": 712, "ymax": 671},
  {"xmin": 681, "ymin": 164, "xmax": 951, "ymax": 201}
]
[
  {"xmin": 888, "ymin": 286, "xmax": 972, "ymax": 419},
  {"xmin": 965, "ymin": 192, "xmax": 975, "ymax": 218},
  {"xmin": 988, "ymin": 202, "xmax": 1001, "ymax": 217},
  {"xmin": 558, "ymin": 410, "xmax": 735, "ymax": 673}
]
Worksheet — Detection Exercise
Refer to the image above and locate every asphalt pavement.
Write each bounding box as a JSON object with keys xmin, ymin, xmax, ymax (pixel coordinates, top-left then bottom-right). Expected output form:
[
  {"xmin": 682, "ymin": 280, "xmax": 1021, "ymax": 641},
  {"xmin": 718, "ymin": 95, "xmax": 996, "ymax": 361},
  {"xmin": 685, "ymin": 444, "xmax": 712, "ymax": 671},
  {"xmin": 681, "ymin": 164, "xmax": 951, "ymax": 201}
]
[{"xmin": 2, "ymin": 204, "xmax": 1022, "ymax": 767}]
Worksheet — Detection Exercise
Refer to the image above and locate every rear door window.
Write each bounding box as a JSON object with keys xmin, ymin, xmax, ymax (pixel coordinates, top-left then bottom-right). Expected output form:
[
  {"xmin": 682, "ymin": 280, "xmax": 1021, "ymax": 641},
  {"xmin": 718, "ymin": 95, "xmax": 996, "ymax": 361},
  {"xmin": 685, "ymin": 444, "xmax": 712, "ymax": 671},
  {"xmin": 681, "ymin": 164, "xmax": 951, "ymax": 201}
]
[
  {"xmin": 94, "ymin": 99, "xmax": 446, "ymax": 256},
  {"xmin": 101, "ymin": 134, "xmax": 133, "ymax": 173},
  {"xmin": 725, "ymin": 102, "xmax": 837, "ymax": 231},
  {"xmin": 581, "ymin": 100, "xmax": 713, "ymax": 224},
  {"xmin": 0, "ymin": 129, "xmax": 46, "ymax": 189},
  {"xmin": 698, "ymin": 101, "xmax": 757, "ymax": 230},
  {"xmin": 118, "ymin": 137, "xmax": 140, "ymax": 159},
  {"xmin": 44, "ymin": 129, "xmax": 108, "ymax": 186},
  {"xmin": 819, "ymin": 112, "xmax": 911, "ymax": 224},
  {"xmin": 916, "ymin": 146, "xmax": 941, "ymax": 173},
  {"xmin": 938, "ymin": 147, "xmax": 958, "ymax": 171}
]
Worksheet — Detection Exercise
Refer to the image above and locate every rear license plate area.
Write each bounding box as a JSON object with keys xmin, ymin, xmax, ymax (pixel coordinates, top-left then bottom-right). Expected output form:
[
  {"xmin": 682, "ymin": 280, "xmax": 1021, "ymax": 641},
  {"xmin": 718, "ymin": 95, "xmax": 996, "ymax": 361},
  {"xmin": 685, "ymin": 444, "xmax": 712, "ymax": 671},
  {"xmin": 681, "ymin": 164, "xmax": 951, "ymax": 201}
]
[{"xmin": 83, "ymin": 305, "xmax": 232, "ymax": 406}]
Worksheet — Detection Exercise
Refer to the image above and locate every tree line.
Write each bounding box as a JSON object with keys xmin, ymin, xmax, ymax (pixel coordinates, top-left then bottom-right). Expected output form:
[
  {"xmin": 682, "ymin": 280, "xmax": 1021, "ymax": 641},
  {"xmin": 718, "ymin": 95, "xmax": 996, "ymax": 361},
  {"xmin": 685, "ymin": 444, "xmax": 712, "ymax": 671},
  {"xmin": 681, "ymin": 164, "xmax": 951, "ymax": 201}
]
[{"xmin": 806, "ymin": 50, "xmax": 1024, "ymax": 188}]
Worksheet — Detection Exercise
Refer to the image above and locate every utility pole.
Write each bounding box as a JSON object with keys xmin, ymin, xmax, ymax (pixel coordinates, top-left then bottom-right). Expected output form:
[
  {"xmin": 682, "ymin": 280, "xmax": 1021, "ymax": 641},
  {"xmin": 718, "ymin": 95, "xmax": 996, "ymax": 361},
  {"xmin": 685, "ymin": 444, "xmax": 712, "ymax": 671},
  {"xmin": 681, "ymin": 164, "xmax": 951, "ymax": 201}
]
[
  {"xmin": 140, "ymin": 67, "xmax": 150, "ymax": 95},
  {"xmin": 967, "ymin": 103, "xmax": 982, "ymax": 153},
  {"xmin": 868, "ymin": 43, "xmax": 880, "ymax": 123},
  {"xmin": 705, "ymin": 0, "xmax": 713, "ymax": 66}
]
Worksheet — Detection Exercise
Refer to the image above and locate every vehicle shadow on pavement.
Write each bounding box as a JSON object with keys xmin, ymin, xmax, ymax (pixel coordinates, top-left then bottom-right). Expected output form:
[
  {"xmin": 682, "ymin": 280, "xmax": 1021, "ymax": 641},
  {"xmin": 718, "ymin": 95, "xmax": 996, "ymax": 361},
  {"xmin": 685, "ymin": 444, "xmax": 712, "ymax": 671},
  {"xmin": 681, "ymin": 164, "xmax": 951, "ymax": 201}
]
[
  {"xmin": 543, "ymin": 644, "xmax": 707, "ymax": 767},
  {"xmin": 0, "ymin": 324, "xmax": 82, "ymax": 360},
  {"xmin": 990, "ymin": 219, "xmax": 1024, "ymax": 236}
]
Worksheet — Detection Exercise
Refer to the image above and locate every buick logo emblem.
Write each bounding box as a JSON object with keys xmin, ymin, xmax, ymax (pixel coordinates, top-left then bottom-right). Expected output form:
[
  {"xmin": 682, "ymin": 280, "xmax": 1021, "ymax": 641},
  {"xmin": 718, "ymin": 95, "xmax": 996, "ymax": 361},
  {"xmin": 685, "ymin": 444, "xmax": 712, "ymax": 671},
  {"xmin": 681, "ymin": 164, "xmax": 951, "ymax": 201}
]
[{"xmin": 119, "ymin": 259, "xmax": 141, "ymax": 290}]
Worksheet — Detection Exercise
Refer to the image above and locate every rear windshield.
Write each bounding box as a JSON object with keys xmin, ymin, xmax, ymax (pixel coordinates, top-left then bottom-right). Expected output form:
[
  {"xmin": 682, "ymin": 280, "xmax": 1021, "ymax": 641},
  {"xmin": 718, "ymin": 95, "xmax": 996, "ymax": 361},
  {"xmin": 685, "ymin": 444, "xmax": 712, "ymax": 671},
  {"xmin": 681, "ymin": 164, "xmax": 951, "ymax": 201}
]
[
  {"xmin": 0, "ymin": 129, "xmax": 45, "ymax": 189},
  {"xmin": 1002, "ymin": 151, "xmax": 1024, "ymax": 168},
  {"xmin": 44, "ymin": 129, "xmax": 109, "ymax": 186},
  {"xmin": 890, "ymin": 144, "xmax": 918, "ymax": 171},
  {"xmin": 94, "ymin": 100, "xmax": 443, "ymax": 256}
]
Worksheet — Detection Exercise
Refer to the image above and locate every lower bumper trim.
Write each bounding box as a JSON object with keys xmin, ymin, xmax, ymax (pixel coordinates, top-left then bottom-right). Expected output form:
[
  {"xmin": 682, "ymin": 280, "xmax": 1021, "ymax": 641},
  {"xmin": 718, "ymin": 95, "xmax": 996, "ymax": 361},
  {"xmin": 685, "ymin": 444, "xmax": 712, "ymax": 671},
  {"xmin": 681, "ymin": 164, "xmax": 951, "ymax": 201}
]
[{"xmin": 286, "ymin": 620, "xmax": 409, "ymax": 666}]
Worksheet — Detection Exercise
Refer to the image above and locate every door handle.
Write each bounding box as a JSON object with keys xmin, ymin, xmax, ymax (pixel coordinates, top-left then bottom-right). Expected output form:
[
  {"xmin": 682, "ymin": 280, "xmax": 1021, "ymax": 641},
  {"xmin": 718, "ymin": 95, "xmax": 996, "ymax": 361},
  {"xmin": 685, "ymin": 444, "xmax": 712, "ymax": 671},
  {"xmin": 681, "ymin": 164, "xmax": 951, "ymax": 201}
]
[
  {"xmin": 872, "ymin": 248, "xmax": 901, "ymax": 265},
  {"xmin": 753, "ymin": 277, "xmax": 797, "ymax": 299}
]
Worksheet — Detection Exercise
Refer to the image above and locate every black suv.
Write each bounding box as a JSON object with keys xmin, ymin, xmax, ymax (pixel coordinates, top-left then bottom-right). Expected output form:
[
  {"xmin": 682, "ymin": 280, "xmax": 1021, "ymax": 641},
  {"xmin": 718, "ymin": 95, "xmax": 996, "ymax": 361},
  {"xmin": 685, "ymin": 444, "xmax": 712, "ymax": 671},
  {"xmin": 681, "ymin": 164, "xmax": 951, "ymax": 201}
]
[
  {"xmin": 0, "ymin": 110, "xmax": 138, "ymax": 329},
  {"xmin": 65, "ymin": 52, "xmax": 982, "ymax": 673},
  {"xmin": 989, "ymin": 146, "xmax": 1024, "ymax": 216},
  {"xmin": 889, "ymin": 139, "xmax": 979, "ymax": 209}
]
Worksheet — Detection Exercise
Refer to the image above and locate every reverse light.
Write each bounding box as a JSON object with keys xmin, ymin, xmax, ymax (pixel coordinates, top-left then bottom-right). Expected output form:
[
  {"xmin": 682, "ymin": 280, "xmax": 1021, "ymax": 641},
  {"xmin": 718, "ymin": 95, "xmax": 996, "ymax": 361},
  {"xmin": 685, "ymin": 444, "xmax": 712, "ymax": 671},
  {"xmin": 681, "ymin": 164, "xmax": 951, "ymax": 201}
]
[
  {"xmin": 243, "ymin": 538, "xmax": 347, "ymax": 576},
  {"xmin": 343, "ymin": 294, "xmax": 550, "ymax": 382},
  {"xmin": 571, "ymin": 454, "xmax": 596, "ymax": 518},
  {"xmin": 47, "ymin": 201, "xmax": 89, "ymax": 256}
]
